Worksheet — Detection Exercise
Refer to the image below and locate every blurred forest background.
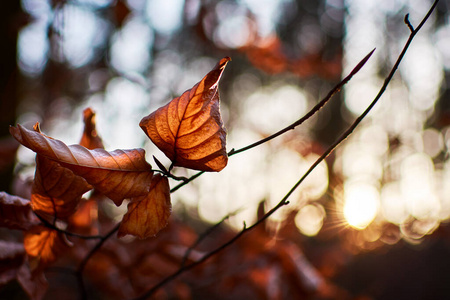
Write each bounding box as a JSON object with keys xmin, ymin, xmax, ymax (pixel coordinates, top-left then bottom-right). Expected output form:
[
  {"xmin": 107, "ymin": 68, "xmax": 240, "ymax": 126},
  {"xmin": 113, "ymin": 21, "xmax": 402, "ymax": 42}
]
[{"xmin": 2, "ymin": 0, "xmax": 450, "ymax": 299}]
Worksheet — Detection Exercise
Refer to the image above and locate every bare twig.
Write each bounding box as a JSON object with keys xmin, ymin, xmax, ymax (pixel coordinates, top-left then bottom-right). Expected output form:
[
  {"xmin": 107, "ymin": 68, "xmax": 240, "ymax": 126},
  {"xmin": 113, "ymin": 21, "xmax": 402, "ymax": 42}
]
[
  {"xmin": 132, "ymin": 222, "xmax": 249, "ymax": 300},
  {"xmin": 153, "ymin": 168, "xmax": 189, "ymax": 182},
  {"xmin": 404, "ymin": 14, "xmax": 415, "ymax": 32},
  {"xmin": 228, "ymin": 49, "xmax": 375, "ymax": 157},
  {"xmin": 133, "ymin": 1, "xmax": 439, "ymax": 299},
  {"xmin": 165, "ymin": 172, "xmax": 189, "ymax": 182},
  {"xmin": 180, "ymin": 209, "xmax": 242, "ymax": 268},
  {"xmin": 35, "ymin": 212, "xmax": 103, "ymax": 240},
  {"xmin": 76, "ymin": 223, "xmax": 120, "ymax": 300},
  {"xmin": 170, "ymin": 170, "xmax": 205, "ymax": 193}
]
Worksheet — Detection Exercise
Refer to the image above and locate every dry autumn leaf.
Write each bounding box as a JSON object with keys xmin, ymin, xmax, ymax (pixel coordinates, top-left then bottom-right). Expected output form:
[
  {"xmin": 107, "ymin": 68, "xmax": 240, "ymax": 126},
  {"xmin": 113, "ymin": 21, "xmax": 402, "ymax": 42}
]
[
  {"xmin": 23, "ymin": 225, "xmax": 71, "ymax": 265},
  {"xmin": 118, "ymin": 174, "xmax": 171, "ymax": 239},
  {"xmin": 0, "ymin": 192, "xmax": 38, "ymax": 230},
  {"xmin": 10, "ymin": 123, "xmax": 153, "ymax": 206},
  {"xmin": 79, "ymin": 107, "xmax": 104, "ymax": 150},
  {"xmin": 140, "ymin": 57, "xmax": 230, "ymax": 172},
  {"xmin": 17, "ymin": 262, "xmax": 48, "ymax": 300},
  {"xmin": 31, "ymin": 155, "xmax": 92, "ymax": 219},
  {"xmin": 0, "ymin": 241, "xmax": 48, "ymax": 300},
  {"xmin": 67, "ymin": 198, "xmax": 98, "ymax": 234},
  {"xmin": 66, "ymin": 107, "xmax": 103, "ymax": 232}
]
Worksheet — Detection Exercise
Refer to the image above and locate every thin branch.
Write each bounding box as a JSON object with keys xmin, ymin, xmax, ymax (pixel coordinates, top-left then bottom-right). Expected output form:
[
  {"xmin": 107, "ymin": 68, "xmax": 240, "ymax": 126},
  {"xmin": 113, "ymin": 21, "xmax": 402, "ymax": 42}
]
[
  {"xmin": 35, "ymin": 212, "xmax": 103, "ymax": 240},
  {"xmin": 132, "ymin": 222, "xmax": 249, "ymax": 300},
  {"xmin": 133, "ymin": 1, "xmax": 439, "ymax": 299},
  {"xmin": 170, "ymin": 49, "xmax": 375, "ymax": 193},
  {"xmin": 153, "ymin": 168, "xmax": 190, "ymax": 182},
  {"xmin": 170, "ymin": 170, "xmax": 205, "ymax": 193},
  {"xmin": 180, "ymin": 210, "xmax": 242, "ymax": 268},
  {"xmin": 76, "ymin": 223, "xmax": 120, "ymax": 273},
  {"xmin": 166, "ymin": 172, "xmax": 189, "ymax": 182},
  {"xmin": 228, "ymin": 49, "xmax": 375, "ymax": 157},
  {"xmin": 404, "ymin": 14, "xmax": 415, "ymax": 32},
  {"xmin": 76, "ymin": 223, "xmax": 121, "ymax": 300}
]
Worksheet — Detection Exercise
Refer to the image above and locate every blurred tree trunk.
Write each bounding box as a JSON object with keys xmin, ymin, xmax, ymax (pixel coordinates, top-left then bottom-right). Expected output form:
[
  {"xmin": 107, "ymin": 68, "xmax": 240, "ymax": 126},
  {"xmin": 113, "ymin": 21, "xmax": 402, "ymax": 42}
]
[{"xmin": 0, "ymin": 1, "xmax": 22, "ymax": 193}]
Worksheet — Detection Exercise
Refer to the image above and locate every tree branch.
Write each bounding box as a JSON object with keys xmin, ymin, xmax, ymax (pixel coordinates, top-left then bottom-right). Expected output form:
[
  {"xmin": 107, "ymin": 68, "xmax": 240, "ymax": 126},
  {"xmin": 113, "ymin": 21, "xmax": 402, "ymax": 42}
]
[
  {"xmin": 180, "ymin": 209, "xmax": 242, "ymax": 268},
  {"xmin": 35, "ymin": 212, "xmax": 103, "ymax": 240},
  {"xmin": 228, "ymin": 48, "xmax": 375, "ymax": 157},
  {"xmin": 133, "ymin": 1, "xmax": 439, "ymax": 298},
  {"xmin": 76, "ymin": 223, "xmax": 120, "ymax": 300}
]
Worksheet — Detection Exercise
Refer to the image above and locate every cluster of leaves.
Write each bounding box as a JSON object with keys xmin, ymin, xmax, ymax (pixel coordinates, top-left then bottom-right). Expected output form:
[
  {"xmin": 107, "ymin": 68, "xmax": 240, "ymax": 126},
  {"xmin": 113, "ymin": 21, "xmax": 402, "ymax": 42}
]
[
  {"xmin": 1, "ymin": 57, "xmax": 231, "ymax": 299},
  {"xmin": 1, "ymin": 45, "xmax": 377, "ymax": 299}
]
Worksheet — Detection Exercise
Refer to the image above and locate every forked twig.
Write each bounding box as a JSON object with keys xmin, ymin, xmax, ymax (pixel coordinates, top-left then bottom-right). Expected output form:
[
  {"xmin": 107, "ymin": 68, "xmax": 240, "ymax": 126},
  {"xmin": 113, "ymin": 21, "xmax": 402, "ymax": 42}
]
[
  {"xmin": 133, "ymin": 1, "xmax": 439, "ymax": 298},
  {"xmin": 404, "ymin": 14, "xmax": 415, "ymax": 32}
]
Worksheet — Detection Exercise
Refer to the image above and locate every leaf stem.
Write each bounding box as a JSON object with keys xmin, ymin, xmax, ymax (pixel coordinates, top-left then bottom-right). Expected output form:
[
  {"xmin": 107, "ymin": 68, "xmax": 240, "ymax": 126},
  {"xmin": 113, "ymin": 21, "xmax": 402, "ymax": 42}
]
[{"xmin": 170, "ymin": 170, "xmax": 205, "ymax": 193}]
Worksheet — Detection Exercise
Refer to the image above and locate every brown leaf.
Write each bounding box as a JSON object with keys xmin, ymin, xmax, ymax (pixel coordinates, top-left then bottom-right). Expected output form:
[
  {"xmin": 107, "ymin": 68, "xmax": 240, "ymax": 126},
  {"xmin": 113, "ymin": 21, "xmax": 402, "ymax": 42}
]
[
  {"xmin": 67, "ymin": 198, "xmax": 98, "ymax": 235},
  {"xmin": 10, "ymin": 123, "xmax": 153, "ymax": 206},
  {"xmin": 0, "ymin": 191, "xmax": 38, "ymax": 230},
  {"xmin": 118, "ymin": 174, "xmax": 171, "ymax": 239},
  {"xmin": 17, "ymin": 260, "xmax": 48, "ymax": 300},
  {"xmin": 79, "ymin": 107, "xmax": 104, "ymax": 150},
  {"xmin": 23, "ymin": 225, "xmax": 71, "ymax": 265},
  {"xmin": 140, "ymin": 57, "xmax": 230, "ymax": 172},
  {"xmin": 0, "ymin": 241, "xmax": 48, "ymax": 300},
  {"xmin": 0, "ymin": 240, "xmax": 25, "ymax": 285},
  {"xmin": 31, "ymin": 155, "xmax": 92, "ymax": 219}
]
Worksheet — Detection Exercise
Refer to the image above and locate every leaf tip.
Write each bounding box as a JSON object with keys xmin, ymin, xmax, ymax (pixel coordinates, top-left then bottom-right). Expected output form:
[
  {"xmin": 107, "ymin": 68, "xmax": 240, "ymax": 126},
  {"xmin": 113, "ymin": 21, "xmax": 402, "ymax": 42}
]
[
  {"xmin": 220, "ymin": 56, "xmax": 231, "ymax": 64},
  {"xmin": 9, "ymin": 124, "xmax": 17, "ymax": 135},
  {"xmin": 83, "ymin": 107, "xmax": 95, "ymax": 119},
  {"xmin": 217, "ymin": 56, "xmax": 231, "ymax": 71},
  {"xmin": 33, "ymin": 122, "xmax": 41, "ymax": 133},
  {"xmin": 9, "ymin": 124, "xmax": 23, "ymax": 143}
]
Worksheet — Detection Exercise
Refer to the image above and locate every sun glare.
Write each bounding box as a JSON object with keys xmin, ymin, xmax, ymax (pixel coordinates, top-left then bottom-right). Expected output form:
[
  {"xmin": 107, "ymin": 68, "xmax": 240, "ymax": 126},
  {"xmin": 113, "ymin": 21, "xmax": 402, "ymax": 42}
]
[{"xmin": 343, "ymin": 182, "xmax": 380, "ymax": 230}]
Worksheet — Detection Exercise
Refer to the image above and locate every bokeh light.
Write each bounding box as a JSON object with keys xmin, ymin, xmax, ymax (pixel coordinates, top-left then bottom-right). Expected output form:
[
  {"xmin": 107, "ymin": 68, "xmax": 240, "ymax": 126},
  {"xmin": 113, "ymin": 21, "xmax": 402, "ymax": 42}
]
[
  {"xmin": 242, "ymin": 84, "xmax": 308, "ymax": 134},
  {"xmin": 18, "ymin": 22, "xmax": 49, "ymax": 76},
  {"xmin": 295, "ymin": 204, "xmax": 326, "ymax": 236},
  {"xmin": 52, "ymin": 4, "xmax": 109, "ymax": 67},
  {"xmin": 146, "ymin": 0, "xmax": 184, "ymax": 35},
  {"xmin": 110, "ymin": 17, "xmax": 154, "ymax": 74},
  {"xmin": 343, "ymin": 181, "xmax": 380, "ymax": 230},
  {"xmin": 381, "ymin": 181, "xmax": 409, "ymax": 225},
  {"xmin": 214, "ymin": 14, "xmax": 252, "ymax": 49}
]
